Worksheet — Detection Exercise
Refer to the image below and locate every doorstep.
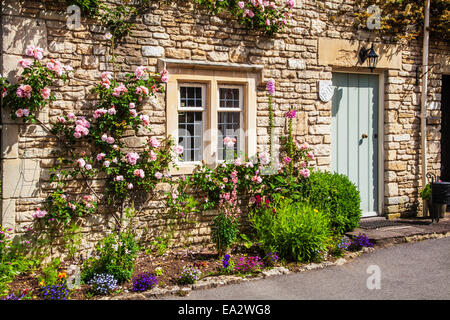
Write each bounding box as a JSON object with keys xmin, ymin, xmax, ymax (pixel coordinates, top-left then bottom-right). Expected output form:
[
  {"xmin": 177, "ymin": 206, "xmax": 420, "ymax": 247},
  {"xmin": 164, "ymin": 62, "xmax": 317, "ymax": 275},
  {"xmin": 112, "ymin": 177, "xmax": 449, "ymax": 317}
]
[{"xmin": 346, "ymin": 217, "xmax": 450, "ymax": 246}]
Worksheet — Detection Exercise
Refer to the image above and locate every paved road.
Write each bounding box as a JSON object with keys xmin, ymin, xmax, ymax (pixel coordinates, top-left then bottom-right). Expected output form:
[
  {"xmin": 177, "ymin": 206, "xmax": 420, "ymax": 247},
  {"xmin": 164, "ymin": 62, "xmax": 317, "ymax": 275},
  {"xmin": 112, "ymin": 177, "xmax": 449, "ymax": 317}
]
[{"xmin": 165, "ymin": 237, "xmax": 450, "ymax": 300}]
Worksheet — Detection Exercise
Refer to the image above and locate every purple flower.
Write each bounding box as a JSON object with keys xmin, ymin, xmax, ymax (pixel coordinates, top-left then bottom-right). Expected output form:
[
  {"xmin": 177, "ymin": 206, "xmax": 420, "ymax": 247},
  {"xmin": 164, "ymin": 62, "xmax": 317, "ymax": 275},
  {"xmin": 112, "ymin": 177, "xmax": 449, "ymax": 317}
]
[
  {"xmin": 132, "ymin": 272, "xmax": 158, "ymax": 292},
  {"xmin": 285, "ymin": 109, "xmax": 297, "ymax": 119},
  {"xmin": 266, "ymin": 79, "xmax": 275, "ymax": 95}
]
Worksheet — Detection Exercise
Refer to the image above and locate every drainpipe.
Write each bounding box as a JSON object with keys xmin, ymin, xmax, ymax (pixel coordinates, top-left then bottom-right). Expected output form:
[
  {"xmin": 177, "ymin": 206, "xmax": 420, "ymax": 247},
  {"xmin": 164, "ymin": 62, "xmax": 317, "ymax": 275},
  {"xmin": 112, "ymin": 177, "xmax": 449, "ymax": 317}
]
[{"xmin": 421, "ymin": 0, "xmax": 431, "ymax": 215}]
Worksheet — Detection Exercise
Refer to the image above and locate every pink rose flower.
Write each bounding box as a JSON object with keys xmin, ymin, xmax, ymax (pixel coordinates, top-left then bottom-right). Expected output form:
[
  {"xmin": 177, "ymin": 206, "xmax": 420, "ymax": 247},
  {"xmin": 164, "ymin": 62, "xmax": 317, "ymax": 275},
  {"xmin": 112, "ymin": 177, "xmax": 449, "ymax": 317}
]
[
  {"xmin": 136, "ymin": 86, "xmax": 149, "ymax": 96},
  {"xmin": 85, "ymin": 164, "xmax": 92, "ymax": 170},
  {"xmin": 238, "ymin": 1, "xmax": 245, "ymax": 9},
  {"xmin": 112, "ymin": 83, "xmax": 128, "ymax": 97},
  {"xmin": 93, "ymin": 108, "xmax": 107, "ymax": 119},
  {"xmin": 223, "ymin": 136, "xmax": 237, "ymax": 149},
  {"xmin": 108, "ymin": 107, "xmax": 117, "ymax": 115},
  {"xmin": 258, "ymin": 152, "xmax": 270, "ymax": 166},
  {"xmin": 149, "ymin": 137, "xmax": 160, "ymax": 148},
  {"xmin": 103, "ymin": 160, "xmax": 110, "ymax": 168},
  {"xmin": 300, "ymin": 168, "xmax": 310, "ymax": 178},
  {"xmin": 135, "ymin": 66, "xmax": 146, "ymax": 79},
  {"xmin": 67, "ymin": 112, "xmax": 76, "ymax": 120},
  {"xmin": 173, "ymin": 145, "xmax": 184, "ymax": 155},
  {"xmin": 286, "ymin": 0, "xmax": 296, "ymax": 9},
  {"xmin": 96, "ymin": 153, "xmax": 106, "ymax": 161},
  {"xmin": 18, "ymin": 59, "xmax": 33, "ymax": 68},
  {"xmin": 77, "ymin": 158, "xmax": 86, "ymax": 168},
  {"xmin": 32, "ymin": 208, "xmax": 47, "ymax": 219},
  {"xmin": 127, "ymin": 183, "xmax": 134, "ymax": 190},
  {"xmin": 126, "ymin": 152, "xmax": 140, "ymax": 165},
  {"xmin": 15, "ymin": 109, "xmax": 24, "ymax": 118},
  {"xmin": 41, "ymin": 88, "xmax": 51, "ymax": 100},
  {"xmin": 140, "ymin": 114, "xmax": 150, "ymax": 126},
  {"xmin": 26, "ymin": 45, "xmax": 44, "ymax": 60},
  {"xmin": 129, "ymin": 102, "xmax": 135, "ymax": 109},
  {"xmin": 101, "ymin": 72, "xmax": 113, "ymax": 81},
  {"xmin": 160, "ymin": 69, "xmax": 169, "ymax": 83},
  {"xmin": 149, "ymin": 150, "xmax": 157, "ymax": 161},
  {"xmin": 17, "ymin": 84, "xmax": 32, "ymax": 99},
  {"xmin": 133, "ymin": 169, "xmax": 145, "ymax": 179},
  {"xmin": 154, "ymin": 172, "xmax": 163, "ymax": 179},
  {"xmin": 106, "ymin": 136, "xmax": 115, "ymax": 144},
  {"xmin": 47, "ymin": 59, "xmax": 64, "ymax": 76}
]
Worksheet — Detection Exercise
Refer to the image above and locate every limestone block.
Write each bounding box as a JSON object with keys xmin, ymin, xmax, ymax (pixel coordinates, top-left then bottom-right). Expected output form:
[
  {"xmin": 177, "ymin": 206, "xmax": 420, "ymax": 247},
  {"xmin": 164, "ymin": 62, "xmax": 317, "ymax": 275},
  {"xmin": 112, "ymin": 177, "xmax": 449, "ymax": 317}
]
[
  {"xmin": 386, "ymin": 183, "xmax": 399, "ymax": 196},
  {"xmin": 2, "ymin": 124, "xmax": 19, "ymax": 159},
  {"xmin": 2, "ymin": 159, "xmax": 41, "ymax": 199},
  {"xmin": 142, "ymin": 46, "xmax": 165, "ymax": 57},
  {"xmin": 288, "ymin": 59, "xmax": 306, "ymax": 70},
  {"xmin": 1, "ymin": 199, "xmax": 16, "ymax": 231},
  {"xmin": 165, "ymin": 48, "xmax": 191, "ymax": 59},
  {"xmin": 2, "ymin": 15, "xmax": 47, "ymax": 57},
  {"xmin": 207, "ymin": 51, "xmax": 228, "ymax": 62}
]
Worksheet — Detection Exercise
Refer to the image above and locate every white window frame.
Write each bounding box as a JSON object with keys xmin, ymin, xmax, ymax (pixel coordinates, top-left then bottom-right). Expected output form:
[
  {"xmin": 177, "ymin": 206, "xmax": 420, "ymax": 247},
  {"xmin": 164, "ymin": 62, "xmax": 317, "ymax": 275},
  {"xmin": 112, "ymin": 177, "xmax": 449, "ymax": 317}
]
[
  {"xmin": 217, "ymin": 84, "xmax": 245, "ymax": 163},
  {"xmin": 176, "ymin": 83, "xmax": 206, "ymax": 166}
]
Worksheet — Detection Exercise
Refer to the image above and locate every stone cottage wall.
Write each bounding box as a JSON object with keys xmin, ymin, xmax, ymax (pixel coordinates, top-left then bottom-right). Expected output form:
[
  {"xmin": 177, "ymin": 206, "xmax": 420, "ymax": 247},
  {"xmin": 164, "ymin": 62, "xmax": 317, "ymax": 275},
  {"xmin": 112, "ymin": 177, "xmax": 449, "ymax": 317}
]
[{"xmin": 1, "ymin": 0, "xmax": 449, "ymax": 256}]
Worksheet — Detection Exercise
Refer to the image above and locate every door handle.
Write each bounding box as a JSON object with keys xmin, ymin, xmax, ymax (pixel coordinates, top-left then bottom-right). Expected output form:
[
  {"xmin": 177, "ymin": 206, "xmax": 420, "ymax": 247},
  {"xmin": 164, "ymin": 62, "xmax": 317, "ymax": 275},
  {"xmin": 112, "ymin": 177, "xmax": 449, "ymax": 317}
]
[{"xmin": 361, "ymin": 133, "xmax": 368, "ymax": 139}]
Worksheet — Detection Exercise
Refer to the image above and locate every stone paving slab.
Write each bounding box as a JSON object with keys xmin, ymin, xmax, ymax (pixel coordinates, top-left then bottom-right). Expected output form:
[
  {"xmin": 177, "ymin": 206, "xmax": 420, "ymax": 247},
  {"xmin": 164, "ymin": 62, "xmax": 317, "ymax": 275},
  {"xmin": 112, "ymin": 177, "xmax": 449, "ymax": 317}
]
[{"xmin": 346, "ymin": 217, "xmax": 450, "ymax": 246}]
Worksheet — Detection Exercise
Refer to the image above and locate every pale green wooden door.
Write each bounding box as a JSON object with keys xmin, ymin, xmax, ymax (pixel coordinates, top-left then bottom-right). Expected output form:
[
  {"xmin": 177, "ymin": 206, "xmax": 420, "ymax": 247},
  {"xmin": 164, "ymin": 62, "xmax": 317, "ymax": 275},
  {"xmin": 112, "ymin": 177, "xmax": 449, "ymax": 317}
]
[{"xmin": 331, "ymin": 73, "xmax": 379, "ymax": 217}]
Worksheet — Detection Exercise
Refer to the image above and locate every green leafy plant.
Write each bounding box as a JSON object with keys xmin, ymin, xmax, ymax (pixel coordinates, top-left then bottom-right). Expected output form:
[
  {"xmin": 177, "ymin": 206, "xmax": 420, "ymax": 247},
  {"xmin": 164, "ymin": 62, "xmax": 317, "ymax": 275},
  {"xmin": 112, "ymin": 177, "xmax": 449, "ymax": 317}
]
[
  {"xmin": 37, "ymin": 258, "xmax": 61, "ymax": 287},
  {"xmin": 350, "ymin": 0, "xmax": 450, "ymax": 41},
  {"xmin": 212, "ymin": 212, "xmax": 239, "ymax": 256},
  {"xmin": 0, "ymin": 226, "xmax": 41, "ymax": 296},
  {"xmin": 81, "ymin": 230, "xmax": 139, "ymax": 283},
  {"xmin": 239, "ymin": 234, "xmax": 253, "ymax": 249},
  {"xmin": 300, "ymin": 171, "xmax": 362, "ymax": 235},
  {"xmin": 249, "ymin": 197, "xmax": 332, "ymax": 263},
  {"xmin": 420, "ymin": 184, "xmax": 431, "ymax": 200},
  {"xmin": 1, "ymin": 48, "xmax": 70, "ymax": 123}
]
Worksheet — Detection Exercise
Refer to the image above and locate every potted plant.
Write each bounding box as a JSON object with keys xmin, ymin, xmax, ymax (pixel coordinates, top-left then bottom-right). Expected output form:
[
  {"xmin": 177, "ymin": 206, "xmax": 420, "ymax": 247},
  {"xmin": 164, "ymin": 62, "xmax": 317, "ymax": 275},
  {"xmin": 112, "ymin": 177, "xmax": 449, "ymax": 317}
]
[{"xmin": 419, "ymin": 184, "xmax": 431, "ymax": 217}]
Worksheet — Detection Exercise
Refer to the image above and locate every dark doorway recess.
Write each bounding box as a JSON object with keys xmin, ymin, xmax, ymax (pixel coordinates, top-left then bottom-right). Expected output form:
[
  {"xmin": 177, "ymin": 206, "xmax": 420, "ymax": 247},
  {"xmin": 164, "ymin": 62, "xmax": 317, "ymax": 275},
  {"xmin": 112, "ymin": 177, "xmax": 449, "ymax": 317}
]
[{"xmin": 441, "ymin": 75, "xmax": 450, "ymax": 211}]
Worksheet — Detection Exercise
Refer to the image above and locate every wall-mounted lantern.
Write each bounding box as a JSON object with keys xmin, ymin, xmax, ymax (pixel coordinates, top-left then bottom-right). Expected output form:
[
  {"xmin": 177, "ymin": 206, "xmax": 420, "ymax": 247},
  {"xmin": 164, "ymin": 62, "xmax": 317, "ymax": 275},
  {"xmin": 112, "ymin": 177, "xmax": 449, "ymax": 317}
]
[{"xmin": 359, "ymin": 44, "xmax": 379, "ymax": 72}]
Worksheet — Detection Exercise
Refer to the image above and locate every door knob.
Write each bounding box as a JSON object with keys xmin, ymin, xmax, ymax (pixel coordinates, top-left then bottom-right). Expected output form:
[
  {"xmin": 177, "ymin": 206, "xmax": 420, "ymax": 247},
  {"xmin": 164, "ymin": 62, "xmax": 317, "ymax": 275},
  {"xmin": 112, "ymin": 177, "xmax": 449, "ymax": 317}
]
[{"xmin": 361, "ymin": 133, "xmax": 368, "ymax": 139}]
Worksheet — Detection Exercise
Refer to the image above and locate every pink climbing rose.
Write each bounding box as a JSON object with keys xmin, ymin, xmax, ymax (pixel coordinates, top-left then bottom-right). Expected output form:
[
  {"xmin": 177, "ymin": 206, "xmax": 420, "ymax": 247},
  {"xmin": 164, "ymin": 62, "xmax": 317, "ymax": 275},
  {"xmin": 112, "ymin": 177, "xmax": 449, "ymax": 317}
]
[
  {"xmin": 126, "ymin": 152, "xmax": 140, "ymax": 165},
  {"xmin": 26, "ymin": 45, "xmax": 44, "ymax": 60},
  {"xmin": 41, "ymin": 88, "xmax": 51, "ymax": 100}
]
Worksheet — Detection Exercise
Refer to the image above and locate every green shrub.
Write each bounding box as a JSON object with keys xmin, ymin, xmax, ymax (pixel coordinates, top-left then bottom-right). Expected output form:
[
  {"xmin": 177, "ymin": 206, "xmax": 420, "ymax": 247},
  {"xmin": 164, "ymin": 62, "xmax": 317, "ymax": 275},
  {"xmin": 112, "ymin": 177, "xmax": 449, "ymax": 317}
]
[
  {"xmin": 300, "ymin": 171, "xmax": 361, "ymax": 234},
  {"xmin": 211, "ymin": 212, "xmax": 239, "ymax": 256},
  {"xmin": 0, "ymin": 225, "xmax": 40, "ymax": 296},
  {"xmin": 81, "ymin": 231, "xmax": 139, "ymax": 284},
  {"xmin": 420, "ymin": 184, "xmax": 431, "ymax": 200},
  {"xmin": 249, "ymin": 198, "xmax": 331, "ymax": 263}
]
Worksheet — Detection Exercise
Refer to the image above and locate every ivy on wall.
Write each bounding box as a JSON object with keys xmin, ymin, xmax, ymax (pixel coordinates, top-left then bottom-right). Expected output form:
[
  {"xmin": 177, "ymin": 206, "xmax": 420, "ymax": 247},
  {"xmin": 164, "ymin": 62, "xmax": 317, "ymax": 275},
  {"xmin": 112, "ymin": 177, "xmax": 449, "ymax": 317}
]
[
  {"xmin": 65, "ymin": 0, "xmax": 296, "ymax": 39},
  {"xmin": 328, "ymin": 0, "xmax": 450, "ymax": 42}
]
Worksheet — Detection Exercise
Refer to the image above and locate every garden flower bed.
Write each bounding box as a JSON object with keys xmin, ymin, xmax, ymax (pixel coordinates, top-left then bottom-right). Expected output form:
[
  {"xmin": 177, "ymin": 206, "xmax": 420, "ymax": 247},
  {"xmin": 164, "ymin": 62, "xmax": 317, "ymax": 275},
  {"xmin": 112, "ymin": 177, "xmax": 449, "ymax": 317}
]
[{"xmin": 2, "ymin": 234, "xmax": 374, "ymax": 300}]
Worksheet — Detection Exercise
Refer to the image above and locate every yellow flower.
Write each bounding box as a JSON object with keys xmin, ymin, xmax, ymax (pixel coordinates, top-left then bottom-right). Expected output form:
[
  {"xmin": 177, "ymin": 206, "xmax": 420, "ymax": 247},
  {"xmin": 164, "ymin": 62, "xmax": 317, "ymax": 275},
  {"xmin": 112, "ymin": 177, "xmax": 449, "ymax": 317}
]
[
  {"xmin": 313, "ymin": 209, "xmax": 318, "ymax": 213},
  {"xmin": 57, "ymin": 272, "xmax": 67, "ymax": 279},
  {"xmin": 39, "ymin": 280, "xmax": 45, "ymax": 287}
]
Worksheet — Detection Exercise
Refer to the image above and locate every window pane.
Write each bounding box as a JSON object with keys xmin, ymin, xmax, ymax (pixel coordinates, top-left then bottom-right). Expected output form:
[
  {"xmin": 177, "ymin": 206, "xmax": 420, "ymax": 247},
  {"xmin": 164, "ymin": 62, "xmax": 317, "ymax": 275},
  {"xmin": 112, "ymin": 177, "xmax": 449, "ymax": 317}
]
[
  {"xmin": 218, "ymin": 112, "xmax": 241, "ymax": 161},
  {"xmin": 219, "ymin": 88, "xmax": 240, "ymax": 109},
  {"xmin": 178, "ymin": 111, "xmax": 202, "ymax": 162},
  {"xmin": 180, "ymin": 86, "xmax": 203, "ymax": 108}
]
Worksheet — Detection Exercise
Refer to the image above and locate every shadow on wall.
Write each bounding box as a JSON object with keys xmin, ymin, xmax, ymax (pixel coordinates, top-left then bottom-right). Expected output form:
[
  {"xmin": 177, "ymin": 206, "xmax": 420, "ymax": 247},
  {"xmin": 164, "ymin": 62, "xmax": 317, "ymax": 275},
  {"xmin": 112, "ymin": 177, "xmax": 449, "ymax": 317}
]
[{"xmin": 2, "ymin": 12, "xmax": 47, "ymax": 82}]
